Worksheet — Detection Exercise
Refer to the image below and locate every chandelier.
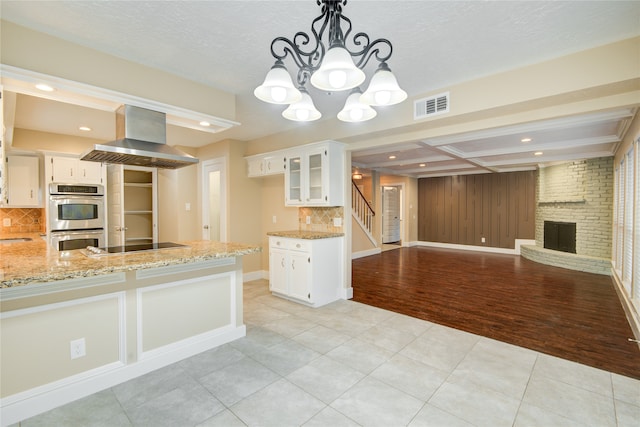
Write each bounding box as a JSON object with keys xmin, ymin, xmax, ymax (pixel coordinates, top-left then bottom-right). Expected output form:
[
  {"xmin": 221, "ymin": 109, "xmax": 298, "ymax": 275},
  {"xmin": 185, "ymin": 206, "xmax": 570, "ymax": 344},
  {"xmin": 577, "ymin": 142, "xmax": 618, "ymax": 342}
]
[{"xmin": 254, "ymin": 0, "xmax": 407, "ymax": 122}]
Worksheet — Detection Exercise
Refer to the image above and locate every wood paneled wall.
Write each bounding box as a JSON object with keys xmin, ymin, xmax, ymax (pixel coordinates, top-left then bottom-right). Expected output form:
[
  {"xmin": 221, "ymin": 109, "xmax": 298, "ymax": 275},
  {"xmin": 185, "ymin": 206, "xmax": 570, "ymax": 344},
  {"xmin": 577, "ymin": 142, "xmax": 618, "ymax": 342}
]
[{"xmin": 418, "ymin": 171, "xmax": 536, "ymax": 249}]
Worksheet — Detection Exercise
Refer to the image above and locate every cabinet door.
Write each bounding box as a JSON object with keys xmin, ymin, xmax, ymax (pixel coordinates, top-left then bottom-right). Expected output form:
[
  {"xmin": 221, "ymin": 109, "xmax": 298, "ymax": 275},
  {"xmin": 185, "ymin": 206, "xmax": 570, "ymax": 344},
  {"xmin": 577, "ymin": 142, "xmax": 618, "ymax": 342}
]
[
  {"xmin": 269, "ymin": 248, "xmax": 289, "ymax": 294},
  {"xmin": 6, "ymin": 156, "xmax": 39, "ymax": 207},
  {"xmin": 288, "ymin": 251, "xmax": 311, "ymax": 302},
  {"xmin": 78, "ymin": 160, "xmax": 103, "ymax": 184},
  {"xmin": 285, "ymin": 154, "xmax": 304, "ymax": 205},
  {"xmin": 247, "ymin": 158, "xmax": 264, "ymax": 177},
  {"xmin": 264, "ymin": 157, "xmax": 285, "ymax": 175},
  {"xmin": 51, "ymin": 157, "xmax": 77, "ymax": 183},
  {"xmin": 106, "ymin": 164, "xmax": 124, "ymax": 246},
  {"xmin": 306, "ymin": 148, "xmax": 325, "ymax": 204}
]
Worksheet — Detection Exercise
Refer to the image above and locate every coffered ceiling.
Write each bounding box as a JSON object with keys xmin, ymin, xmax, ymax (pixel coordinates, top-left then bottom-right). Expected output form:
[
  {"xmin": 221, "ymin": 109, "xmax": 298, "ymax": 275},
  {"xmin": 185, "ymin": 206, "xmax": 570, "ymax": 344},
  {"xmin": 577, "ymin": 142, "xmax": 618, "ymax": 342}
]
[
  {"xmin": 1, "ymin": 1, "xmax": 639, "ymax": 178},
  {"xmin": 352, "ymin": 108, "xmax": 636, "ymax": 178}
]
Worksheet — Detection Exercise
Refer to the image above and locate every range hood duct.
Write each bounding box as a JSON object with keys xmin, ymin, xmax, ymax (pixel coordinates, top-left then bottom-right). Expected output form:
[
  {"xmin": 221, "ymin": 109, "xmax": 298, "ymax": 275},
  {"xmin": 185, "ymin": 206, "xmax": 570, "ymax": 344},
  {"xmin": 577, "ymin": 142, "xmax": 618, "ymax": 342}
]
[{"xmin": 81, "ymin": 105, "xmax": 199, "ymax": 169}]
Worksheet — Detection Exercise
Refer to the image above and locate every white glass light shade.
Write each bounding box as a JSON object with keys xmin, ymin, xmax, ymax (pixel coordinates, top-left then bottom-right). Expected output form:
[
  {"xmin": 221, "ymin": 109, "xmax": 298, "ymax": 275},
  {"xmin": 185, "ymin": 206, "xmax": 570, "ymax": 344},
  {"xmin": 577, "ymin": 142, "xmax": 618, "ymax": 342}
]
[
  {"xmin": 360, "ymin": 63, "xmax": 407, "ymax": 106},
  {"xmin": 254, "ymin": 62, "xmax": 302, "ymax": 104},
  {"xmin": 282, "ymin": 89, "xmax": 322, "ymax": 122},
  {"xmin": 310, "ymin": 46, "xmax": 365, "ymax": 91},
  {"xmin": 337, "ymin": 89, "xmax": 377, "ymax": 122}
]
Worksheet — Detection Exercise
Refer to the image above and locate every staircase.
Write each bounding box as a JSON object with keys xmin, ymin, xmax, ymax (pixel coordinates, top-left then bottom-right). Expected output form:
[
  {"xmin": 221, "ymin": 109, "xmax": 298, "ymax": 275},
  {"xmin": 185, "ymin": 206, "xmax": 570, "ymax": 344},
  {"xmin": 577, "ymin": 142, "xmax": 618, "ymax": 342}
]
[{"xmin": 352, "ymin": 180, "xmax": 377, "ymax": 246}]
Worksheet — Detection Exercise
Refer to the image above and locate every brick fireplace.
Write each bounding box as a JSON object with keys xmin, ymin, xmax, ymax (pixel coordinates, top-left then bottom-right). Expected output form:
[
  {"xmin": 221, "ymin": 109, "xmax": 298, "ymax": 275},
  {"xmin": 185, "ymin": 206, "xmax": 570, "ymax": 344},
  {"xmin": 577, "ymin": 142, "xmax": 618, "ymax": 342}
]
[{"xmin": 521, "ymin": 158, "xmax": 613, "ymax": 275}]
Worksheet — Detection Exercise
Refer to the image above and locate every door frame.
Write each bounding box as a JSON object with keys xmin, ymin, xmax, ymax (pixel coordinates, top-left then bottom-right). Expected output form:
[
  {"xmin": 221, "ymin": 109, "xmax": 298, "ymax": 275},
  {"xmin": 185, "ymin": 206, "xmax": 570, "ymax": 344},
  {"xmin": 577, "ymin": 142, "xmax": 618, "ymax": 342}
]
[
  {"xmin": 380, "ymin": 183, "xmax": 404, "ymax": 244},
  {"xmin": 200, "ymin": 157, "xmax": 227, "ymax": 241}
]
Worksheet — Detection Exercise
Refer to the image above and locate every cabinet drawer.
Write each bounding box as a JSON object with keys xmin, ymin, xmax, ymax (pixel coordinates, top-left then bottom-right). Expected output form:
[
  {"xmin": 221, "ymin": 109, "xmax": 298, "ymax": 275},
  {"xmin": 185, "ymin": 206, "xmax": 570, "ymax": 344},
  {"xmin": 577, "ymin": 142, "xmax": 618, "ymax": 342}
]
[
  {"xmin": 288, "ymin": 239, "xmax": 310, "ymax": 252},
  {"xmin": 269, "ymin": 237, "xmax": 287, "ymax": 249},
  {"xmin": 269, "ymin": 237, "xmax": 311, "ymax": 252}
]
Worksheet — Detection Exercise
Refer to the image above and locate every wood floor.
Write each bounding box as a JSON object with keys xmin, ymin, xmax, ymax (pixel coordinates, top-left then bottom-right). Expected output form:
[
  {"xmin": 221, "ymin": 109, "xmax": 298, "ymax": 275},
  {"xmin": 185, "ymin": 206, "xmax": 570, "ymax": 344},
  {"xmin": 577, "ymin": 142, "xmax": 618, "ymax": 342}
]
[{"xmin": 351, "ymin": 246, "xmax": 640, "ymax": 379}]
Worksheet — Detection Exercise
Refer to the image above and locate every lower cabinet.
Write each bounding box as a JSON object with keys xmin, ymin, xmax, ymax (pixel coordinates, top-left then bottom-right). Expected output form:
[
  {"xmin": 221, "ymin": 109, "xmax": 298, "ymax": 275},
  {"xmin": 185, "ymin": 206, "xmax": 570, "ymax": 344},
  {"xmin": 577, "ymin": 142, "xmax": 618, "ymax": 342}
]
[{"xmin": 268, "ymin": 236, "xmax": 343, "ymax": 307}]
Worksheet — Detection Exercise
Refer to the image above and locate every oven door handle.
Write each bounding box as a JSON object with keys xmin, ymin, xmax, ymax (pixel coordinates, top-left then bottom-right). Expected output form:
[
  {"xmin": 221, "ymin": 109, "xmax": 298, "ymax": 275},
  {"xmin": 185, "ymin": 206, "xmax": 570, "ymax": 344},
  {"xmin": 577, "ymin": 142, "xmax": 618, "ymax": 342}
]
[{"xmin": 49, "ymin": 195, "xmax": 105, "ymax": 201}]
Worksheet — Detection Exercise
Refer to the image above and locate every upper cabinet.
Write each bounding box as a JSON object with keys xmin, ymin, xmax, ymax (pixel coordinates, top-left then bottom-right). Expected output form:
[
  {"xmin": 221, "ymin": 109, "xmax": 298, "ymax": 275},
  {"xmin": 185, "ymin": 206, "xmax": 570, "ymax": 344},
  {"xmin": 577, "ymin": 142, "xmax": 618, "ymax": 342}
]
[
  {"xmin": 246, "ymin": 151, "xmax": 286, "ymax": 177},
  {"xmin": 285, "ymin": 141, "xmax": 345, "ymax": 207},
  {"xmin": 4, "ymin": 155, "xmax": 41, "ymax": 207},
  {"xmin": 47, "ymin": 156, "xmax": 104, "ymax": 185}
]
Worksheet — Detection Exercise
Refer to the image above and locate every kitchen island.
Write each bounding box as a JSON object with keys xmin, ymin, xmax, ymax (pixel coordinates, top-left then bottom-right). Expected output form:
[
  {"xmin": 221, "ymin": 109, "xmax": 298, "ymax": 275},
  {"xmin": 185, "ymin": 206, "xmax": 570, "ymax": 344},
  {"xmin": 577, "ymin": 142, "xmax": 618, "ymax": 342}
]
[{"xmin": 0, "ymin": 235, "xmax": 260, "ymax": 426}]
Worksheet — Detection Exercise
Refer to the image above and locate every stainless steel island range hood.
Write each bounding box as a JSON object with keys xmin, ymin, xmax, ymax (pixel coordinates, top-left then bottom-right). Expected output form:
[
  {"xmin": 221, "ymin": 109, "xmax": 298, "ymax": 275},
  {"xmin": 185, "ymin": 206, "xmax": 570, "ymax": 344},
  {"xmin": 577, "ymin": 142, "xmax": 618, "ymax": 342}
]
[{"xmin": 81, "ymin": 105, "xmax": 199, "ymax": 169}]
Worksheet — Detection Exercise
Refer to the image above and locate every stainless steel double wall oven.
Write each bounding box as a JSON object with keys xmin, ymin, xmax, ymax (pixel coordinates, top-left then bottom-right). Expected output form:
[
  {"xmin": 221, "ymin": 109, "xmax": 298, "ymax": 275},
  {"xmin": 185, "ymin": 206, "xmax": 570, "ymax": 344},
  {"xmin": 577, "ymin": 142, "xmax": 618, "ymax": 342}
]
[{"xmin": 48, "ymin": 183, "xmax": 106, "ymax": 251}]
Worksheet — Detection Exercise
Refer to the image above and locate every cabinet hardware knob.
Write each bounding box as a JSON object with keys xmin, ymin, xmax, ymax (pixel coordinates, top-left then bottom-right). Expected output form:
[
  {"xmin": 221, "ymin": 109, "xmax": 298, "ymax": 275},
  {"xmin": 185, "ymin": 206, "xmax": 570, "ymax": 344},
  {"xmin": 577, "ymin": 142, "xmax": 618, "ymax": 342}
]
[{"xmin": 203, "ymin": 225, "xmax": 209, "ymax": 229}]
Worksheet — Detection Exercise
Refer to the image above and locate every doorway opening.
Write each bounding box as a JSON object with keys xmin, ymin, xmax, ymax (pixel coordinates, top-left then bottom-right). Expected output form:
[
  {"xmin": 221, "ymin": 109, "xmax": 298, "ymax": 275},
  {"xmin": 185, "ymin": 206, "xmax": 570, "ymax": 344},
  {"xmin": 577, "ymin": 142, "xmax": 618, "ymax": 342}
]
[
  {"xmin": 201, "ymin": 158, "xmax": 227, "ymax": 241},
  {"xmin": 381, "ymin": 184, "xmax": 403, "ymax": 250}
]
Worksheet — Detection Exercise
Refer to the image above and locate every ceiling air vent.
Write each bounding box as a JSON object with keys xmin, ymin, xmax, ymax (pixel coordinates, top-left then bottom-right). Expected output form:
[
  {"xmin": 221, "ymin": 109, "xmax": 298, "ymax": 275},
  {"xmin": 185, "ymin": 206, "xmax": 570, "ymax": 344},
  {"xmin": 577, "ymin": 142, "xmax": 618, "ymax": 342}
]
[{"xmin": 414, "ymin": 92, "xmax": 450, "ymax": 120}]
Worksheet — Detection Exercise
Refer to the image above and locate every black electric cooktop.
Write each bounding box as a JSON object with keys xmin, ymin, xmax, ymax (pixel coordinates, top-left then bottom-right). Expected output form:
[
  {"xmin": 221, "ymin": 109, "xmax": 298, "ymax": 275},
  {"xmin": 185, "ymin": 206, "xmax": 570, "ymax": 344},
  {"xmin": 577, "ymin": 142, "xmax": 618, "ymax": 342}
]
[
  {"xmin": 82, "ymin": 242, "xmax": 188, "ymax": 257},
  {"xmin": 104, "ymin": 242, "xmax": 187, "ymax": 253}
]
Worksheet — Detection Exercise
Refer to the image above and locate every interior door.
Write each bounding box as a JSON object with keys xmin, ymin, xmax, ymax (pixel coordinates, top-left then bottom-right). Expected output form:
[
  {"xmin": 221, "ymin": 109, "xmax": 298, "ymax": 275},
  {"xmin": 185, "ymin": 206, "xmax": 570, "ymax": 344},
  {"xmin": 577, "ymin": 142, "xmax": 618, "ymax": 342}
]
[
  {"xmin": 201, "ymin": 158, "xmax": 227, "ymax": 241},
  {"xmin": 382, "ymin": 186, "xmax": 401, "ymax": 244}
]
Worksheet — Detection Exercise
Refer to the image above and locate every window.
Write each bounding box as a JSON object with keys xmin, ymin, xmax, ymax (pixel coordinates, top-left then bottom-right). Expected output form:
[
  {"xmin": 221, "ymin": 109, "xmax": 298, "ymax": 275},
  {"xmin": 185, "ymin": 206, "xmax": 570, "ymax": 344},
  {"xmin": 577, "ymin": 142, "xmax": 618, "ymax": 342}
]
[
  {"xmin": 623, "ymin": 147, "xmax": 634, "ymax": 292},
  {"xmin": 634, "ymin": 140, "xmax": 640, "ymax": 302},
  {"xmin": 614, "ymin": 162, "xmax": 625, "ymax": 275}
]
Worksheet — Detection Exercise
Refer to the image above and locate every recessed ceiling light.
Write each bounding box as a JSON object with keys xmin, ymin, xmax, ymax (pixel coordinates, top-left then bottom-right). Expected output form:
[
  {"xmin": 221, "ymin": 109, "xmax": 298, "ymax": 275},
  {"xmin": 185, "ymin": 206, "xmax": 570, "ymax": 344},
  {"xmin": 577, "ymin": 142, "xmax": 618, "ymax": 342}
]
[
  {"xmin": 521, "ymin": 137, "xmax": 532, "ymax": 143},
  {"xmin": 419, "ymin": 163, "xmax": 426, "ymax": 167},
  {"xmin": 79, "ymin": 126, "xmax": 92, "ymax": 132},
  {"xmin": 199, "ymin": 121, "xmax": 211, "ymax": 127},
  {"xmin": 389, "ymin": 155, "xmax": 397, "ymax": 159},
  {"xmin": 534, "ymin": 151, "xmax": 543, "ymax": 156},
  {"xmin": 35, "ymin": 83, "xmax": 54, "ymax": 92}
]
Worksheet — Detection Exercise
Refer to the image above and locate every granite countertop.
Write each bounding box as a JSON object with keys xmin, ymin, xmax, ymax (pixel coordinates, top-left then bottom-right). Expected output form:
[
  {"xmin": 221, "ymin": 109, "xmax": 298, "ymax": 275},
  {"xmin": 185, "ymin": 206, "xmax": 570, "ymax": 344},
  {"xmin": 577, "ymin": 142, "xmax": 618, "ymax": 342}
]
[
  {"xmin": 0, "ymin": 233, "xmax": 261, "ymax": 288},
  {"xmin": 266, "ymin": 230, "xmax": 345, "ymax": 239}
]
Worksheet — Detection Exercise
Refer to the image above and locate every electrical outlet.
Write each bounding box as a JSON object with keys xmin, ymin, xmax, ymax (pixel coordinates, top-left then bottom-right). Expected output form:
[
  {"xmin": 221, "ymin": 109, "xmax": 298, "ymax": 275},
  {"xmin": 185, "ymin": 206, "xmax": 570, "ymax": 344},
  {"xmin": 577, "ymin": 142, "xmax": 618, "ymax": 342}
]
[
  {"xmin": 272, "ymin": 215, "xmax": 277, "ymax": 224},
  {"xmin": 333, "ymin": 217, "xmax": 342, "ymax": 227},
  {"xmin": 306, "ymin": 216, "xmax": 311, "ymax": 224},
  {"xmin": 2, "ymin": 218, "xmax": 11, "ymax": 227},
  {"xmin": 185, "ymin": 202, "xmax": 191, "ymax": 211},
  {"xmin": 70, "ymin": 338, "xmax": 86, "ymax": 359},
  {"xmin": 481, "ymin": 237, "xmax": 486, "ymax": 243}
]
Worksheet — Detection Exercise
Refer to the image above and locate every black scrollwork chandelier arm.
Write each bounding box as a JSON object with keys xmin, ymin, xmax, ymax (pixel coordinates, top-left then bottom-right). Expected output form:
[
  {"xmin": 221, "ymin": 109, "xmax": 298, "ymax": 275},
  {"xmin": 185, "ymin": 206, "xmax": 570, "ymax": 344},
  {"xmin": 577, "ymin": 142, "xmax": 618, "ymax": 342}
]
[{"xmin": 268, "ymin": 0, "xmax": 393, "ymax": 87}]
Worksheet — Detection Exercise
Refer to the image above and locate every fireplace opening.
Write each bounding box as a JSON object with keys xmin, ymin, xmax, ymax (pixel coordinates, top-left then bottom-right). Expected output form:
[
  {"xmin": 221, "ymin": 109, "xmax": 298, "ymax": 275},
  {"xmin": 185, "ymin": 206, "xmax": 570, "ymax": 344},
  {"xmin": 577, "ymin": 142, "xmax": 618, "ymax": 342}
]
[{"xmin": 544, "ymin": 221, "xmax": 576, "ymax": 254}]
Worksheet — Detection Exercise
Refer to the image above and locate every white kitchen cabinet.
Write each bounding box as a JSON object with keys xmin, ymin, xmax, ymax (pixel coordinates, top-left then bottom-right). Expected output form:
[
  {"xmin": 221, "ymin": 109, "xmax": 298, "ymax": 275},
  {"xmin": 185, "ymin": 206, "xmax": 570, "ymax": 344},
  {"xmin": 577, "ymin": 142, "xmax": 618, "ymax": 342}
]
[
  {"xmin": 268, "ymin": 235, "xmax": 343, "ymax": 307},
  {"xmin": 246, "ymin": 152, "xmax": 286, "ymax": 177},
  {"xmin": 48, "ymin": 156, "xmax": 104, "ymax": 184},
  {"xmin": 5, "ymin": 155, "xmax": 41, "ymax": 207},
  {"xmin": 107, "ymin": 164, "xmax": 157, "ymax": 246},
  {"xmin": 284, "ymin": 141, "xmax": 344, "ymax": 206}
]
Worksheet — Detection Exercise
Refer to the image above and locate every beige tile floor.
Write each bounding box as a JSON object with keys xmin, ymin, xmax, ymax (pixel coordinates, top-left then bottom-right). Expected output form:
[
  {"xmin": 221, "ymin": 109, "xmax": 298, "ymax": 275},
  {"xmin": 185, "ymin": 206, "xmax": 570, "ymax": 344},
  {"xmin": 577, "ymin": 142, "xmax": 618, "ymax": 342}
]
[{"xmin": 19, "ymin": 279, "xmax": 640, "ymax": 427}]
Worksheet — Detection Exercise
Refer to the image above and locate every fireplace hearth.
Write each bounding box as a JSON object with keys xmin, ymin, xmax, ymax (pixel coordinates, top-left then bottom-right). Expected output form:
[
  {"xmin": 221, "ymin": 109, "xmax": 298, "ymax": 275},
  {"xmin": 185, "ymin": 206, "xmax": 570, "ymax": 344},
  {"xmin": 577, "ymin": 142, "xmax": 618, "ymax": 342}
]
[{"xmin": 544, "ymin": 221, "xmax": 576, "ymax": 254}]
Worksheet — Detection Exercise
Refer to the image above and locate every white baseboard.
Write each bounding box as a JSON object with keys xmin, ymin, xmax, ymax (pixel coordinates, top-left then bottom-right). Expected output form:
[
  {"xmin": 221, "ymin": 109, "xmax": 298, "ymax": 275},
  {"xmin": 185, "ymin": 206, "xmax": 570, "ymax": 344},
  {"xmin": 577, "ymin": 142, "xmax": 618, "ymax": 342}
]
[
  {"xmin": 415, "ymin": 240, "xmax": 520, "ymax": 255},
  {"xmin": 340, "ymin": 286, "xmax": 354, "ymax": 300},
  {"xmin": 515, "ymin": 239, "xmax": 536, "ymax": 254},
  {"xmin": 351, "ymin": 248, "xmax": 382, "ymax": 259},
  {"xmin": 611, "ymin": 270, "xmax": 640, "ymax": 342},
  {"xmin": 0, "ymin": 325, "xmax": 246, "ymax": 426},
  {"xmin": 243, "ymin": 270, "xmax": 266, "ymax": 282}
]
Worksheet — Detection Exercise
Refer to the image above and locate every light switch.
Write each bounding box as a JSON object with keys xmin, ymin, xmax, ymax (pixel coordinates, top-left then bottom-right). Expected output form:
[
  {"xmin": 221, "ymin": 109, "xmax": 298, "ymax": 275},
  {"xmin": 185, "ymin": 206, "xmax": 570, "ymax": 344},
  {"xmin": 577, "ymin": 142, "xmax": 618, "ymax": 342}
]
[
  {"xmin": 306, "ymin": 216, "xmax": 311, "ymax": 224},
  {"xmin": 272, "ymin": 215, "xmax": 277, "ymax": 224}
]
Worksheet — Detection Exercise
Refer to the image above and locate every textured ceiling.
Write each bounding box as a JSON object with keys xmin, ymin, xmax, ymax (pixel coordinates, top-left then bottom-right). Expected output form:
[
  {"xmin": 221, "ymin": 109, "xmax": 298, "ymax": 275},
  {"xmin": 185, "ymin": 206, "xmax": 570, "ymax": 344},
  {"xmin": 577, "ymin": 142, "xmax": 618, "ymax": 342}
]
[{"xmin": 2, "ymin": 0, "xmax": 639, "ymax": 176}]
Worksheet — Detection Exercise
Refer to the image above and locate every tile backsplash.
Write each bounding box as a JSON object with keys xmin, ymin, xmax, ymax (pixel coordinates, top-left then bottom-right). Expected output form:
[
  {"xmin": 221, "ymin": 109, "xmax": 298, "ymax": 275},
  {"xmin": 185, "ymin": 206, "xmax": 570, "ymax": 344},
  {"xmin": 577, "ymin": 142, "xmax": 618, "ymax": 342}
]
[
  {"xmin": 0, "ymin": 208, "xmax": 45, "ymax": 234},
  {"xmin": 299, "ymin": 207, "xmax": 344, "ymax": 233}
]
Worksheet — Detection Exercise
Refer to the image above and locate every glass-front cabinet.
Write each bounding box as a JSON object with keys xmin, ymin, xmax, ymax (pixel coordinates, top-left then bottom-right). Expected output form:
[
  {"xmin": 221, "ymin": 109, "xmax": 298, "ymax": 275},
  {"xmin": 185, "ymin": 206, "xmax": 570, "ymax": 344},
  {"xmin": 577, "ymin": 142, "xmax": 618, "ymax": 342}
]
[
  {"xmin": 284, "ymin": 141, "xmax": 344, "ymax": 207},
  {"xmin": 286, "ymin": 153, "xmax": 303, "ymax": 204}
]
